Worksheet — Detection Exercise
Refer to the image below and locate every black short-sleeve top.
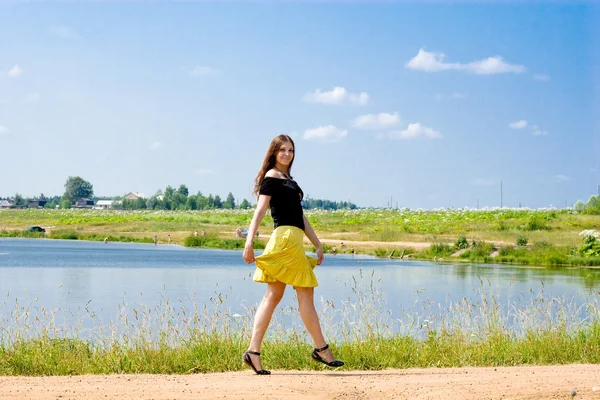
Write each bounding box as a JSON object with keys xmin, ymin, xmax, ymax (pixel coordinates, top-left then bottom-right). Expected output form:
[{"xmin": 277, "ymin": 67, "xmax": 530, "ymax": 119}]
[{"xmin": 259, "ymin": 177, "xmax": 305, "ymax": 230}]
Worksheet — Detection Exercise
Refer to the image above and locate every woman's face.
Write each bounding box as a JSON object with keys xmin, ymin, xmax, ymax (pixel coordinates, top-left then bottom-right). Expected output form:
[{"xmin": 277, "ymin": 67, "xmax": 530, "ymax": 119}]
[{"xmin": 275, "ymin": 141, "xmax": 294, "ymax": 167}]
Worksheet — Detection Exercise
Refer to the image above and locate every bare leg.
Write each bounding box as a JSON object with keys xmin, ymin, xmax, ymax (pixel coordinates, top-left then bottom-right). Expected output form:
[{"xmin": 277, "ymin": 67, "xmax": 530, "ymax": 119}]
[
  {"xmin": 247, "ymin": 281, "xmax": 286, "ymax": 370},
  {"xmin": 295, "ymin": 286, "xmax": 338, "ymax": 363}
]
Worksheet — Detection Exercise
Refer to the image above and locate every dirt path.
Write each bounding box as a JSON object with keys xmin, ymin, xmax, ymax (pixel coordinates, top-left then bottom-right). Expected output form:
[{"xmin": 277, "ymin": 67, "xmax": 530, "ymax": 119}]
[
  {"xmin": 317, "ymin": 237, "xmax": 432, "ymax": 250},
  {"xmin": 2, "ymin": 365, "xmax": 599, "ymax": 400}
]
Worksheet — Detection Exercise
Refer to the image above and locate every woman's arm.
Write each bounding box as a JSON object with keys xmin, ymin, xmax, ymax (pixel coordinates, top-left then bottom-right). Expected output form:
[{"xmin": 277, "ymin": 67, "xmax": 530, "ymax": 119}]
[
  {"xmin": 303, "ymin": 214, "xmax": 324, "ymax": 265},
  {"xmin": 242, "ymin": 194, "xmax": 270, "ymax": 264}
]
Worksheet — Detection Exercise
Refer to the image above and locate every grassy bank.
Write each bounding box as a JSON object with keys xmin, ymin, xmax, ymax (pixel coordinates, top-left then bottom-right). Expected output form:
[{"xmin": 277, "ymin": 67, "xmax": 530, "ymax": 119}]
[
  {"xmin": 1, "ymin": 274, "xmax": 599, "ymax": 375},
  {"xmin": 0, "ymin": 228, "xmax": 265, "ymax": 250},
  {"xmin": 2, "ymin": 208, "xmax": 600, "ymax": 266}
]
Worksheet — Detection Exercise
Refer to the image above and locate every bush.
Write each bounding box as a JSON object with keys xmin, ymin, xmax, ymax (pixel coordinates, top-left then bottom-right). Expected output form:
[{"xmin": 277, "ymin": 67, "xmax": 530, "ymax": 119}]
[
  {"xmin": 582, "ymin": 195, "xmax": 600, "ymax": 215},
  {"xmin": 426, "ymin": 242, "xmax": 453, "ymax": 257},
  {"xmin": 454, "ymin": 235, "xmax": 469, "ymax": 250},
  {"xmin": 183, "ymin": 234, "xmax": 265, "ymax": 250},
  {"xmin": 496, "ymin": 221, "xmax": 509, "ymax": 231},
  {"xmin": 470, "ymin": 241, "xmax": 495, "ymax": 258},
  {"xmin": 525, "ymin": 216, "xmax": 551, "ymax": 231},
  {"xmin": 461, "ymin": 242, "xmax": 495, "ymax": 259},
  {"xmin": 516, "ymin": 235, "xmax": 528, "ymax": 247},
  {"xmin": 49, "ymin": 230, "xmax": 79, "ymax": 240},
  {"xmin": 500, "ymin": 246, "xmax": 530, "ymax": 258},
  {"xmin": 578, "ymin": 230, "xmax": 600, "ymax": 257}
]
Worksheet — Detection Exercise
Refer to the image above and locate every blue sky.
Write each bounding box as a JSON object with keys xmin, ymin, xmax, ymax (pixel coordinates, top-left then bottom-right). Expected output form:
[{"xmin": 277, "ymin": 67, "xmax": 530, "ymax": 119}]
[{"xmin": 0, "ymin": 2, "xmax": 598, "ymax": 209}]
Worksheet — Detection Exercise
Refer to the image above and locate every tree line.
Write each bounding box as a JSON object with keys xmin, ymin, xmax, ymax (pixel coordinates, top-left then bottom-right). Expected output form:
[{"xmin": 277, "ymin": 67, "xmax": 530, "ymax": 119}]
[
  {"xmin": 574, "ymin": 195, "xmax": 600, "ymax": 215},
  {"xmin": 3, "ymin": 176, "xmax": 358, "ymax": 211}
]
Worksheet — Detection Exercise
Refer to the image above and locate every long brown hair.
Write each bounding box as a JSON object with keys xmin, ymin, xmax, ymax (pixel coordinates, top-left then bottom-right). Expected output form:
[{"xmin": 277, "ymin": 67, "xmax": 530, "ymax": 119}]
[{"xmin": 253, "ymin": 134, "xmax": 295, "ymax": 197}]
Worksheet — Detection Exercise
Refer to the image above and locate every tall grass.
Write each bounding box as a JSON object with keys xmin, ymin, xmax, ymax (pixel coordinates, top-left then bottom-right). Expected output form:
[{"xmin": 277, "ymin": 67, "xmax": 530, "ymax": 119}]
[{"xmin": 1, "ymin": 271, "xmax": 598, "ymax": 375}]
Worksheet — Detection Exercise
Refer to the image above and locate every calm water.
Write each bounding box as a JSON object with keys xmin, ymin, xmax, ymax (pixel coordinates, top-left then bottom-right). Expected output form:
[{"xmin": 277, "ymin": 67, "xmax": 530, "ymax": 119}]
[{"xmin": 1, "ymin": 238, "xmax": 599, "ymax": 335}]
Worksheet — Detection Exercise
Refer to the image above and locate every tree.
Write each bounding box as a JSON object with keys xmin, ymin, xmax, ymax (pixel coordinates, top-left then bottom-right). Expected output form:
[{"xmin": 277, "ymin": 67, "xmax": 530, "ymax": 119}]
[
  {"xmin": 63, "ymin": 176, "xmax": 94, "ymax": 204},
  {"xmin": 213, "ymin": 195, "xmax": 223, "ymax": 209},
  {"xmin": 223, "ymin": 192, "xmax": 235, "ymax": 209},
  {"xmin": 177, "ymin": 184, "xmax": 189, "ymax": 197},
  {"xmin": 13, "ymin": 193, "xmax": 25, "ymax": 206},
  {"xmin": 197, "ymin": 194, "xmax": 208, "ymax": 210},
  {"xmin": 185, "ymin": 196, "xmax": 197, "ymax": 210},
  {"xmin": 135, "ymin": 198, "xmax": 147, "ymax": 209},
  {"xmin": 164, "ymin": 186, "xmax": 175, "ymax": 199},
  {"xmin": 240, "ymin": 199, "xmax": 251, "ymax": 209}
]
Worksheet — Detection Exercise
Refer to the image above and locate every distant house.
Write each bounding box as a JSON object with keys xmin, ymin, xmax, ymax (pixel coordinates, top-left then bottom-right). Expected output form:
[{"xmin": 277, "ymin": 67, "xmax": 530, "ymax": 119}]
[
  {"xmin": 27, "ymin": 199, "xmax": 48, "ymax": 208},
  {"xmin": 0, "ymin": 199, "xmax": 15, "ymax": 209},
  {"xmin": 122, "ymin": 192, "xmax": 146, "ymax": 201},
  {"xmin": 74, "ymin": 198, "xmax": 94, "ymax": 208},
  {"xmin": 93, "ymin": 200, "xmax": 115, "ymax": 210}
]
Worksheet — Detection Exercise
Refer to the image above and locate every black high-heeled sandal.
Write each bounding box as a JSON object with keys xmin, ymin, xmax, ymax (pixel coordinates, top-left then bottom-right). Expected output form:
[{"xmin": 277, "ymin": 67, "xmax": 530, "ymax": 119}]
[
  {"xmin": 311, "ymin": 344, "xmax": 344, "ymax": 367},
  {"xmin": 242, "ymin": 350, "xmax": 271, "ymax": 375}
]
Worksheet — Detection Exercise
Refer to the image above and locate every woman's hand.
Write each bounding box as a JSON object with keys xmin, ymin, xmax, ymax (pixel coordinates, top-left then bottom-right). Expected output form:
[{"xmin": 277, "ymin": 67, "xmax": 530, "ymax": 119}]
[
  {"xmin": 315, "ymin": 246, "xmax": 324, "ymax": 265},
  {"xmin": 243, "ymin": 242, "xmax": 256, "ymax": 264}
]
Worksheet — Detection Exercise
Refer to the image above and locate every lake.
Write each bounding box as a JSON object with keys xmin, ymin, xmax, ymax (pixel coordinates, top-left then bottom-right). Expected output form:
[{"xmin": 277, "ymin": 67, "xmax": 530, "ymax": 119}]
[{"xmin": 1, "ymin": 238, "xmax": 599, "ymax": 339}]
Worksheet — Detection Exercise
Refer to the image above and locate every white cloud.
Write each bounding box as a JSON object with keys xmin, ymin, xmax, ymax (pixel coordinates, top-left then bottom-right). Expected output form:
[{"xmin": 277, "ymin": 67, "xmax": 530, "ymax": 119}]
[
  {"xmin": 452, "ymin": 92, "xmax": 467, "ymax": 99},
  {"xmin": 150, "ymin": 141, "xmax": 163, "ymax": 150},
  {"xmin": 472, "ymin": 178, "xmax": 496, "ymax": 186},
  {"xmin": 406, "ymin": 48, "xmax": 525, "ymax": 75},
  {"xmin": 303, "ymin": 125, "xmax": 348, "ymax": 142},
  {"xmin": 533, "ymin": 74, "xmax": 550, "ymax": 82},
  {"xmin": 352, "ymin": 112, "xmax": 400, "ymax": 130},
  {"xmin": 0, "ymin": 125, "xmax": 8, "ymax": 135},
  {"xmin": 50, "ymin": 25, "xmax": 81, "ymax": 40},
  {"xmin": 195, "ymin": 169, "xmax": 215, "ymax": 176},
  {"xmin": 303, "ymin": 86, "xmax": 369, "ymax": 105},
  {"xmin": 466, "ymin": 56, "xmax": 525, "ymax": 75},
  {"xmin": 24, "ymin": 93, "xmax": 41, "ymax": 104},
  {"xmin": 8, "ymin": 65, "xmax": 23, "ymax": 78},
  {"xmin": 509, "ymin": 120, "xmax": 528, "ymax": 129},
  {"xmin": 531, "ymin": 125, "xmax": 548, "ymax": 136},
  {"xmin": 189, "ymin": 66, "xmax": 219, "ymax": 78},
  {"xmin": 556, "ymin": 174, "xmax": 570, "ymax": 182},
  {"xmin": 389, "ymin": 122, "xmax": 442, "ymax": 140}
]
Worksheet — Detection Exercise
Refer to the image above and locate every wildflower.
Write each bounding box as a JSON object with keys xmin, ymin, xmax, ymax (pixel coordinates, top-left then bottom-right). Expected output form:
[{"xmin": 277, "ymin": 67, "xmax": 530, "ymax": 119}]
[{"xmin": 579, "ymin": 230, "xmax": 599, "ymax": 239}]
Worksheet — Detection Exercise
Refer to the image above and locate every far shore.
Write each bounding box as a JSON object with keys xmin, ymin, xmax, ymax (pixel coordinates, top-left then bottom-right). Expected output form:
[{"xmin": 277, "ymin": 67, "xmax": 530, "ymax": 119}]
[{"xmin": 2, "ymin": 208, "xmax": 600, "ymax": 267}]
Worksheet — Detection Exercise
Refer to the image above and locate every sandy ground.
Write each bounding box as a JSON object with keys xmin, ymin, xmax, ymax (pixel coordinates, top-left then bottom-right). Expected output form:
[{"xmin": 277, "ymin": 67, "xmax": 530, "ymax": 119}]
[
  {"xmin": 2, "ymin": 365, "xmax": 599, "ymax": 400},
  {"xmin": 317, "ymin": 237, "xmax": 432, "ymax": 250}
]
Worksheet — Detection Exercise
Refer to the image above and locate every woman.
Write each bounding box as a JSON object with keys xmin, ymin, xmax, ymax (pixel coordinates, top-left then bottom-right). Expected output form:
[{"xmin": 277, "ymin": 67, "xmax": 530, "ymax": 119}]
[{"xmin": 242, "ymin": 134, "xmax": 344, "ymax": 375}]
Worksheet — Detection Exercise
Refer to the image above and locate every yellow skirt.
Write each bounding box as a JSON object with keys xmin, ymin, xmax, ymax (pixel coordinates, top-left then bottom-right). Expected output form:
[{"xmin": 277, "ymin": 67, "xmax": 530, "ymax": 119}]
[{"xmin": 253, "ymin": 225, "xmax": 319, "ymax": 287}]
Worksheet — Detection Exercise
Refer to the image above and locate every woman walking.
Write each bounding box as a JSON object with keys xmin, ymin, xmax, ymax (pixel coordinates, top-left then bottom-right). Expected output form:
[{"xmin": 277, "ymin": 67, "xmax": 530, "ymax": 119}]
[{"xmin": 242, "ymin": 134, "xmax": 344, "ymax": 375}]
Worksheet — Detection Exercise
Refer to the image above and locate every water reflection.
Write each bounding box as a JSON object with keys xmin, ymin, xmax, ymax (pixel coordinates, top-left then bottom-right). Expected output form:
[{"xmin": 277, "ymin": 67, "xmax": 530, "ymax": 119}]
[{"xmin": 1, "ymin": 238, "xmax": 599, "ymax": 338}]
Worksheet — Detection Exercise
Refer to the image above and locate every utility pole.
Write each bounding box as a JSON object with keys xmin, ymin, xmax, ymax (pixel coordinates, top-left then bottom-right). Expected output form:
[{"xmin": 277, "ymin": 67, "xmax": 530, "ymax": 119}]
[{"xmin": 500, "ymin": 180, "xmax": 503, "ymax": 208}]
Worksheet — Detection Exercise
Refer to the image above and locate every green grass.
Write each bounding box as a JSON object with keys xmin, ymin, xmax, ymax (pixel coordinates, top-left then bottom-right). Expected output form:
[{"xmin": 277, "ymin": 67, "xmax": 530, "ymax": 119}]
[
  {"xmin": 183, "ymin": 234, "xmax": 266, "ymax": 250},
  {"xmin": 1, "ymin": 272, "xmax": 599, "ymax": 375}
]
